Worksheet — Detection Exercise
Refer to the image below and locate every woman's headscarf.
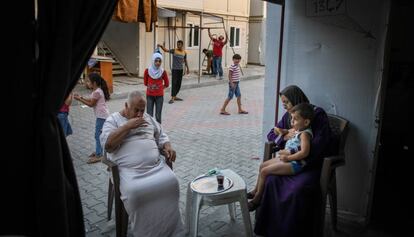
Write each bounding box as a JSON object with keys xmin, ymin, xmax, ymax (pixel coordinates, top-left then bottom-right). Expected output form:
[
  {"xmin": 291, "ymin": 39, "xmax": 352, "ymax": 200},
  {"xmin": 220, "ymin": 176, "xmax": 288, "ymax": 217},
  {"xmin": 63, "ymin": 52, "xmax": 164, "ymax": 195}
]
[
  {"xmin": 279, "ymin": 85, "xmax": 310, "ymax": 106},
  {"xmin": 279, "ymin": 85, "xmax": 310, "ymax": 128},
  {"xmin": 148, "ymin": 52, "xmax": 164, "ymax": 79}
]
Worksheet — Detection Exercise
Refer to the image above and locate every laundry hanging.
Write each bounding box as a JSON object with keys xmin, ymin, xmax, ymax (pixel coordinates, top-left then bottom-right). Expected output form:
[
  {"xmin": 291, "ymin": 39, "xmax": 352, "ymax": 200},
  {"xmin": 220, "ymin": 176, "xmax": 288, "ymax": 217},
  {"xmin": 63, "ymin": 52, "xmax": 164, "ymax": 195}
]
[{"xmin": 113, "ymin": 0, "xmax": 157, "ymax": 32}]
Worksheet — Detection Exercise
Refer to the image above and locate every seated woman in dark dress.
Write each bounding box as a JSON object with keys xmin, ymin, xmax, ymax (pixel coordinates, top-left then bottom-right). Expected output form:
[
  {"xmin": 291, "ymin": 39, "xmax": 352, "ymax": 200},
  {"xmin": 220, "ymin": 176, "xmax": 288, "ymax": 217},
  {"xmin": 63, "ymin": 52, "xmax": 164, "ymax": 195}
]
[{"xmin": 254, "ymin": 85, "xmax": 332, "ymax": 237}]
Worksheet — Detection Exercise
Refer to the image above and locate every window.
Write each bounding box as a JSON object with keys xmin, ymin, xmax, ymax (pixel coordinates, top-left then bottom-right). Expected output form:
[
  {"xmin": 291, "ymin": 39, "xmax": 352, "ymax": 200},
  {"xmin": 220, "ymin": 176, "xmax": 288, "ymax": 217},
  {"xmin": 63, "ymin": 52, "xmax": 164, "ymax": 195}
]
[
  {"xmin": 230, "ymin": 27, "xmax": 241, "ymax": 47},
  {"xmin": 187, "ymin": 23, "xmax": 200, "ymax": 47},
  {"xmin": 193, "ymin": 25, "xmax": 199, "ymax": 47},
  {"xmin": 188, "ymin": 24, "xmax": 193, "ymax": 47}
]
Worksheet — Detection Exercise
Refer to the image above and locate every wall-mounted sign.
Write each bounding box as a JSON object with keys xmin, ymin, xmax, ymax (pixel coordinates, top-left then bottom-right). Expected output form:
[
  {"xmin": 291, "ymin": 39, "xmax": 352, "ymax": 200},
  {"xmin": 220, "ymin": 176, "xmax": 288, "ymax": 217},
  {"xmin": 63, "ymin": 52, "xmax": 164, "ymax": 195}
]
[{"xmin": 306, "ymin": 0, "xmax": 346, "ymax": 16}]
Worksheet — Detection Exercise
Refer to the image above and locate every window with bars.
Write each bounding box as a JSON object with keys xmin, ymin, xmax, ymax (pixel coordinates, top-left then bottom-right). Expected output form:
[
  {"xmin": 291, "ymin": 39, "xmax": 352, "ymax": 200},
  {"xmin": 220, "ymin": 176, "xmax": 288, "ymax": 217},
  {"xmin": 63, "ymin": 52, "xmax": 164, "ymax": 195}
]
[
  {"xmin": 187, "ymin": 23, "xmax": 200, "ymax": 47},
  {"xmin": 230, "ymin": 27, "xmax": 240, "ymax": 47}
]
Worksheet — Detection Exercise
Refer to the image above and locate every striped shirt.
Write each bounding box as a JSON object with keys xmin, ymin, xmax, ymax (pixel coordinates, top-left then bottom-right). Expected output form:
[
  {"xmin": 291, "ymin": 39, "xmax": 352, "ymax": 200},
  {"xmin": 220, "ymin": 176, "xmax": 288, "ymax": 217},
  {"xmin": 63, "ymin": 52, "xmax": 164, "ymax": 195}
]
[{"xmin": 229, "ymin": 64, "xmax": 241, "ymax": 82}]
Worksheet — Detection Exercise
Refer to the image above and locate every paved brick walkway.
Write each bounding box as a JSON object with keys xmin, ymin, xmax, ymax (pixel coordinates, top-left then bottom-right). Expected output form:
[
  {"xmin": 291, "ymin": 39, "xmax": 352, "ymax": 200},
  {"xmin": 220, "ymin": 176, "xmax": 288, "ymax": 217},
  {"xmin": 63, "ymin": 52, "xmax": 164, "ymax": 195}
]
[{"xmin": 67, "ymin": 78, "xmax": 264, "ymax": 236}]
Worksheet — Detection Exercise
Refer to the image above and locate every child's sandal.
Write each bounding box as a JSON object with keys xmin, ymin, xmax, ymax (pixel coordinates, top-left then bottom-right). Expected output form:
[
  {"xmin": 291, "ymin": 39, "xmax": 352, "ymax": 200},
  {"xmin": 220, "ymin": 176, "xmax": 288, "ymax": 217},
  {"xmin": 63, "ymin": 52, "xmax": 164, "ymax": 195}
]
[
  {"xmin": 248, "ymin": 200, "xmax": 261, "ymax": 212},
  {"xmin": 220, "ymin": 111, "xmax": 231, "ymax": 115},
  {"xmin": 246, "ymin": 191, "xmax": 255, "ymax": 199}
]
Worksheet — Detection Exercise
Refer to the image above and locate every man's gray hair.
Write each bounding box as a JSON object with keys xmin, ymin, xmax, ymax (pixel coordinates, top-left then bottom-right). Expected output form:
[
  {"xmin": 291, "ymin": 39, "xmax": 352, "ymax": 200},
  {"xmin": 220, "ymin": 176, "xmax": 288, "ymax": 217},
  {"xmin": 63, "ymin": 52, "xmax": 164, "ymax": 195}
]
[{"xmin": 127, "ymin": 90, "xmax": 145, "ymax": 105}]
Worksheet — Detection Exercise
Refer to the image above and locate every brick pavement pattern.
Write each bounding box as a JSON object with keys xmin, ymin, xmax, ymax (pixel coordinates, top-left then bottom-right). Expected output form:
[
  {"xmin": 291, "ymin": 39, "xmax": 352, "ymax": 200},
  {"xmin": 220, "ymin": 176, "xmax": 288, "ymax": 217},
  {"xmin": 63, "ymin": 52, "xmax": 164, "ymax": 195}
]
[{"xmin": 67, "ymin": 78, "xmax": 264, "ymax": 236}]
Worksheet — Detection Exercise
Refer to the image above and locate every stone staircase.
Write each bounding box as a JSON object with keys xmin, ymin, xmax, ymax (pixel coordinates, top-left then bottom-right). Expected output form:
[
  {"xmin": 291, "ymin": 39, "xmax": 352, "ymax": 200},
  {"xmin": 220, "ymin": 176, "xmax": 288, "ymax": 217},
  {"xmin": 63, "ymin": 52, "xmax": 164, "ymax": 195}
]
[{"xmin": 97, "ymin": 42, "xmax": 130, "ymax": 77}]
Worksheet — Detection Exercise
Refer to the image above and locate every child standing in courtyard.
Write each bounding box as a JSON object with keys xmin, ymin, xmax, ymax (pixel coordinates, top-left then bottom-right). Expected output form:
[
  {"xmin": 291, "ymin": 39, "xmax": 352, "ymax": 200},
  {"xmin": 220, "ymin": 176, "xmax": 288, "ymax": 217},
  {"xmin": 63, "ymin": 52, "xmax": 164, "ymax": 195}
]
[
  {"xmin": 219, "ymin": 54, "xmax": 248, "ymax": 115},
  {"xmin": 57, "ymin": 93, "xmax": 73, "ymax": 137},
  {"xmin": 74, "ymin": 73, "xmax": 110, "ymax": 164},
  {"xmin": 144, "ymin": 52, "xmax": 169, "ymax": 123}
]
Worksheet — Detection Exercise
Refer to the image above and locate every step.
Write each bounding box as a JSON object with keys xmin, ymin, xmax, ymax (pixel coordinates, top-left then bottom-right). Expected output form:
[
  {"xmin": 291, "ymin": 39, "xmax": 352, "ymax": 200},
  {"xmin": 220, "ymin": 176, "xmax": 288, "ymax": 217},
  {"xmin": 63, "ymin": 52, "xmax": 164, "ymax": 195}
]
[
  {"xmin": 113, "ymin": 70, "xmax": 127, "ymax": 75},
  {"xmin": 99, "ymin": 42, "xmax": 129, "ymax": 76},
  {"xmin": 113, "ymin": 73, "xmax": 128, "ymax": 77},
  {"xmin": 113, "ymin": 64, "xmax": 124, "ymax": 70},
  {"xmin": 113, "ymin": 67, "xmax": 125, "ymax": 71}
]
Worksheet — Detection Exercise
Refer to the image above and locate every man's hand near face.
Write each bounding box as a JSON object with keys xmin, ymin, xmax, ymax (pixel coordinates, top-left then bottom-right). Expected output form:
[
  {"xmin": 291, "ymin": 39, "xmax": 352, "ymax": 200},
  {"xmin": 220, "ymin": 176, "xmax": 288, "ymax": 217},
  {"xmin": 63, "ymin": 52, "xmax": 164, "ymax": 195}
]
[{"xmin": 125, "ymin": 117, "xmax": 148, "ymax": 130}]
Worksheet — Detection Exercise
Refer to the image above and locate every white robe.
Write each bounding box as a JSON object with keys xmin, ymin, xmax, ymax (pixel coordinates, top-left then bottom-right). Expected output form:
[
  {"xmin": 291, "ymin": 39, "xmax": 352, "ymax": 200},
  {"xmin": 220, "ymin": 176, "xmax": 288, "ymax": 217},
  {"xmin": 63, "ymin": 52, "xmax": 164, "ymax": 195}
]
[{"xmin": 101, "ymin": 112, "xmax": 183, "ymax": 237}]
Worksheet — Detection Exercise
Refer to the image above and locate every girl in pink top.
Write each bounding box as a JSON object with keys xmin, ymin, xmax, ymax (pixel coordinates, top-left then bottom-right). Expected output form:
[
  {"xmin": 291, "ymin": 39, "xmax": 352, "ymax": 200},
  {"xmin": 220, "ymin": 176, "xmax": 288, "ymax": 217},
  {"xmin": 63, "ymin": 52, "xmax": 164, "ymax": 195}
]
[{"xmin": 74, "ymin": 73, "xmax": 110, "ymax": 164}]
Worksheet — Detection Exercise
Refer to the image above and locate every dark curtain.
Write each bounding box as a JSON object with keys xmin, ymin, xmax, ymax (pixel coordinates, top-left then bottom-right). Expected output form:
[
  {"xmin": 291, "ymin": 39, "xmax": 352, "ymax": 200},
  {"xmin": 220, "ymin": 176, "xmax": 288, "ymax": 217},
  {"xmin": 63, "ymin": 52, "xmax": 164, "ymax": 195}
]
[{"xmin": 2, "ymin": 0, "xmax": 117, "ymax": 236}]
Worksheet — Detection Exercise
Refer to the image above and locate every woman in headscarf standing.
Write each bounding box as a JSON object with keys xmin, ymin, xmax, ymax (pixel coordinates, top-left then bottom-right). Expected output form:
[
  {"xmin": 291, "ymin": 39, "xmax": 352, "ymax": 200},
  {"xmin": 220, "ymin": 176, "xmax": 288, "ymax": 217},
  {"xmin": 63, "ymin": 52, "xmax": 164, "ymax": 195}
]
[
  {"xmin": 254, "ymin": 85, "xmax": 333, "ymax": 237},
  {"xmin": 144, "ymin": 52, "xmax": 169, "ymax": 123}
]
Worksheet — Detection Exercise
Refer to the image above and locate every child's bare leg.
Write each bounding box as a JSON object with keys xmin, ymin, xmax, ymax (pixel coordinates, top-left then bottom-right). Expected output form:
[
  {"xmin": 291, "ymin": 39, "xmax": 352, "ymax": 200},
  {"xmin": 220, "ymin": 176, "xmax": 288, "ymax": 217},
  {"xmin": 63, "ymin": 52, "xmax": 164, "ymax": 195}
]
[
  {"xmin": 250, "ymin": 158, "xmax": 280, "ymax": 195},
  {"xmin": 221, "ymin": 98, "xmax": 231, "ymax": 112},
  {"xmin": 237, "ymin": 97, "xmax": 242, "ymax": 111},
  {"xmin": 251, "ymin": 161, "xmax": 294, "ymax": 204},
  {"xmin": 237, "ymin": 97, "xmax": 247, "ymax": 113}
]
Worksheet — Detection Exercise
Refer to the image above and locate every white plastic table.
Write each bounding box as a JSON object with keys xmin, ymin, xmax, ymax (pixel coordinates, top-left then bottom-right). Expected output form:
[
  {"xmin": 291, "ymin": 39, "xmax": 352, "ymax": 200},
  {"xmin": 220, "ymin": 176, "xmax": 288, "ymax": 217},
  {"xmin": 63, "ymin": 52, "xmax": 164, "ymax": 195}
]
[{"xmin": 185, "ymin": 169, "xmax": 253, "ymax": 237}]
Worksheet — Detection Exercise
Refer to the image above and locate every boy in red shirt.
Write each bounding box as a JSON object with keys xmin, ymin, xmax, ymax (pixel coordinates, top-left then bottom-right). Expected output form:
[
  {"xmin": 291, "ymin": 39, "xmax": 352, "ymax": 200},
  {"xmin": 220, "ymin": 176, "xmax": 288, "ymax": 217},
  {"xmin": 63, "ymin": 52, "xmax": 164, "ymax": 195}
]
[
  {"xmin": 144, "ymin": 52, "xmax": 169, "ymax": 123},
  {"xmin": 208, "ymin": 28, "xmax": 228, "ymax": 80}
]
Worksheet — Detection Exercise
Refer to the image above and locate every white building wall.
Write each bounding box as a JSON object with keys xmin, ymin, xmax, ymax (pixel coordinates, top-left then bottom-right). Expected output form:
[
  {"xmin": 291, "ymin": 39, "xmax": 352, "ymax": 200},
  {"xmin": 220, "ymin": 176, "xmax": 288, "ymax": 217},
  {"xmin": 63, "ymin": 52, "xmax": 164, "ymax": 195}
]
[
  {"xmin": 250, "ymin": 0, "xmax": 264, "ymax": 16},
  {"xmin": 204, "ymin": 0, "xmax": 250, "ymax": 17},
  {"xmin": 223, "ymin": 19, "xmax": 249, "ymax": 68},
  {"xmin": 138, "ymin": 22, "xmax": 156, "ymax": 77},
  {"xmin": 262, "ymin": 3, "xmax": 281, "ymax": 148},
  {"xmin": 102, "ymin": 21, "xmax": 139, "ymax": 74},
  {"xmin": 139, "ymin": 13, "xmax": 186, "ymax": 77},
  {"xmin": 139, "ymin": 12, "xmax": 249, "ymax": 76},
  {"xmin": 264, "ymin": 0, "xmax": 390, "ymax": 220},
  {"xmin": 248, "ymin": 0, "xmax": 266, "ymax": 65},
  {"xmin": 158, "ymin": 0, "xmax": 203, "ymax": 11},
  {"xmin": 184, "ymin": 14, "xmax": 203, "ymax": 73},
  {"xmin": 248, "ymin": 20, "xmax": 266, "ymax": 65},
  {"xmin": 259, "ymin": 18, "xmax": 266, "ymax": 65},
  {"xmin": 132, "ymin": 0, "xmax": 251, "ymax": 76},
  {"xmin": 185, "ymin": 15, "xmax": 249, "ymax": 72}
]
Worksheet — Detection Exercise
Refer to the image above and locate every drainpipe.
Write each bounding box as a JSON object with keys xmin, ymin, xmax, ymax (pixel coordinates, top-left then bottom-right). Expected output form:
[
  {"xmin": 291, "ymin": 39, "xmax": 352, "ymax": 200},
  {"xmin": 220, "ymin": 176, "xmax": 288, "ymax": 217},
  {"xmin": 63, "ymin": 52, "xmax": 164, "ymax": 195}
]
[
  {"xmin": 225, "ymin": 0, "xmax": 229, "ymax": 68},
  {"xmin": 153, "ymin": 22, "xmax": 156, "ymax": 50},
  {"xmin": 275, "ymin": 1, "xmax": 285, "ymax": 124},
  {"xmin": 198, "ymin": 12, "xmax": 203, "ymax": 83}
]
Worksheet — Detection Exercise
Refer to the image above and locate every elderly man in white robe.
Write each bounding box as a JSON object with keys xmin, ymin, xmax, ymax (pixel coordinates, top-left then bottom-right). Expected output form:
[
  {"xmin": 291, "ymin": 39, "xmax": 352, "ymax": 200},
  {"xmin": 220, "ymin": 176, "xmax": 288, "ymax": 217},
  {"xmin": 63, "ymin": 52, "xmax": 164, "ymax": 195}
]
[{"xmin": 100, "ymin": 91, "xmax": 183, "ymax": 237}]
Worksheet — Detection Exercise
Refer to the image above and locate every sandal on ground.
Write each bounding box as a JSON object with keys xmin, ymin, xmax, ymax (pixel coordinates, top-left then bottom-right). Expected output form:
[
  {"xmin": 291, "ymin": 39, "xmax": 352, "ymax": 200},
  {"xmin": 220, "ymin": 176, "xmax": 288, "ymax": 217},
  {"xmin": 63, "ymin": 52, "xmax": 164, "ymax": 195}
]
[
  {"xmin": 168, "ymin": 99, "xmax": 174, "ymax": 104},
  {"xmin": 174, "ymin": 97, "xmax": 183, "ymax": 101},
  {"xmin": 239, "ymin": 111, "xmax": 249, "ymax": 114},
  {"xmin": 88, "ymin": 152, "xmax": 96, "ymax": 157},
  {"xmin": 220, "ymin": 111, "xmax": 231, "ymax": 115},
  {"xmin": 246, "ymin": 191, "xmax": 256, "ymax": 199},
  {"xmin": 87, "ymin": 156, "xmax": 102, "ymax": 164},
  {"xmin": 248, "ymin": 200, "xmax": 261, "ymax": 212}
]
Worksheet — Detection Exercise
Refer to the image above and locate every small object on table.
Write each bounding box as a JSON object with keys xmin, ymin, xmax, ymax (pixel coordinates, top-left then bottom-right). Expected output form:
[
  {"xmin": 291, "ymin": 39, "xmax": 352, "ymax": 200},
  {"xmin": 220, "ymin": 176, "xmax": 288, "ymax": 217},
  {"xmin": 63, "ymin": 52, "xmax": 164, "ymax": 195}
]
[
  {"xmin": 207, "ymin": 167, "xmax": 219, "ymax": 176},
  {"xmin": 216, "ymin": 174, "xmax": 224, "ymax": 187},
  {"xmin": 190, "ymin": 175, "xmax": 233, "ymax": 194}
]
